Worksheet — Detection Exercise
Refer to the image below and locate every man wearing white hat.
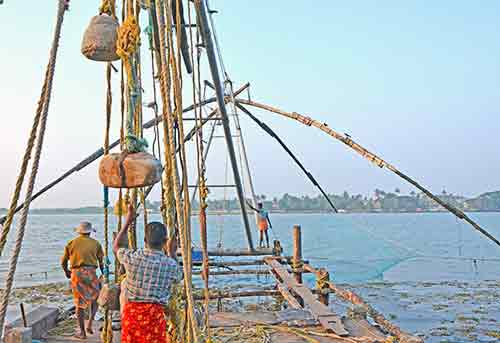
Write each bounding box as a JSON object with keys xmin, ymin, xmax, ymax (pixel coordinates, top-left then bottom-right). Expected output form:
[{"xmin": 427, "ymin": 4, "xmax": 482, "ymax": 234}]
[{"xmin": 61, "ymin": 221, "xmax": 104, "ymax": 339}]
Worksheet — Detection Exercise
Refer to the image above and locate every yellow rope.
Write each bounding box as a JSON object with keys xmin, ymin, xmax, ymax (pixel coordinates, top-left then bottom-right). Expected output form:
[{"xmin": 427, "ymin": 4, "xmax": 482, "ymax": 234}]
[
  {"xmin": 101, "ymin": 61, "xmax": 114, "ymax": 343},
  {"xmin": 128, "ymin": 190, "xmax": 138, "ymax": 249},
  {"xmin": 141, "ymin": 188, "xmax": 148, "ymax": 227},
  {"xmin": 99, "ymin": 0, "xmax": 116, "ymax": 17},
  {"xmin": 315, "ymin": 269, "xmax": 329, "ymax": 290},
  {"xmin": 152, "ymin": 0, "xmax": 199, "ymax": 341},
  {"xmin": 116, "ymin": 14, "xmax": 140, "ymax": 89}
]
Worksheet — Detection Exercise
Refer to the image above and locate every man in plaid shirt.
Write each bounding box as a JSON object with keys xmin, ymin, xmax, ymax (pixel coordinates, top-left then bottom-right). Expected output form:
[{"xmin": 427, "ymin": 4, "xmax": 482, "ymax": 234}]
[{"xmin": 113, "ymin": 204, "xmax": 180, "ymax": 342}]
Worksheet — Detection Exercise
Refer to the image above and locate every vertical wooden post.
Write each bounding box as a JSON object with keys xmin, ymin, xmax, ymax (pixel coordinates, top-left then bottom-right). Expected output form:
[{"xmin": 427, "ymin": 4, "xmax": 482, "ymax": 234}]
[
  {"xmin": 317, "ymin": 268, "xmax": 330, "ymax": 306},
  {"xmin": 292, "ymin": 225, "xmax": 302, "ymax": 284}
]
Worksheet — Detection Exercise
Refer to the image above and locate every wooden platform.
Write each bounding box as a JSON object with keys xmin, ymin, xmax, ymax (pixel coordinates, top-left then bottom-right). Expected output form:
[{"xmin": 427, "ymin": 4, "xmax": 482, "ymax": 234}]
[
  {"xmin": 45, "ymin": 322, "xmax": 121, "ymax": 343},
  {"xmin": 209, "ymin": 310, "xmax": 387, "ymax": 343}
]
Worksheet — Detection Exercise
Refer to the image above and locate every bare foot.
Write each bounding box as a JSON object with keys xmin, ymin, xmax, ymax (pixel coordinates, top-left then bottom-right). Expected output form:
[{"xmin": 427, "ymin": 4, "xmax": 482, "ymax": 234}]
[
  {"xmin": 74, "ymin": 332, "xmax": 87, "ymax": 340},
  {"xmin": 86, "ymin": 327, "xmax": 94, "ymax": 335}
]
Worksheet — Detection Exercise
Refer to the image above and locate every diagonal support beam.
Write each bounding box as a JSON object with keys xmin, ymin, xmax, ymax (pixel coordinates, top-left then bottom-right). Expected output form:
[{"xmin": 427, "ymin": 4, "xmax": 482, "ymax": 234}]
[{"xmin": 237, "ymin": 98, "xmax": 500, "ymax": 249}]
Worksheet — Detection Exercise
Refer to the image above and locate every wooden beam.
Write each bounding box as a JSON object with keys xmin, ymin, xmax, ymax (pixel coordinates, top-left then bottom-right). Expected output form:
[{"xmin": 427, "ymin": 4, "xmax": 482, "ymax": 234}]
[
  {"xmin": 265, "ymin": 258, "xmax": 348, "ymax": 336},
  {"xmin": 194, "ymin": 288, "xmax": 278, "ymax": 300},
  {"xmin": 192, "ymin": 268, "xmax": 312, "ymax": 276},
  {"xmin": 192, "ymin": 287, "xmax": 336, "ymax": 301},
  {"xmin": 206, "ymin": 248, "xmax": 274, "ymax": 256},
  {"xmin": 276, "ymin": 282, "xmax": 302, "ymax": 309},
  {"xmin": 194, "ymin": 257, "xmax": 307, "ymax": 267}
]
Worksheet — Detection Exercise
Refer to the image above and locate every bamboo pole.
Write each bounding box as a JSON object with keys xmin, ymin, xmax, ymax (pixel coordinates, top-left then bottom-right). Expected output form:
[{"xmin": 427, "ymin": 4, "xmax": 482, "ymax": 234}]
[{"xmin": 236, "ymin": 99, "xmax": 500, "ymax": 249}]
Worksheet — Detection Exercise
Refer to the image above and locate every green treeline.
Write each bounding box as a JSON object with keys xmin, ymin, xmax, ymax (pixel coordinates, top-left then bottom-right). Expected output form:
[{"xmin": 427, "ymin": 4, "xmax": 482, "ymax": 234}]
[
  {"xmin": 1, "ymin": 189, "xmax": 499, "ymax": 214},
  {"xmin": 193, "ymin": 189, "xmax": 500, "ymax": 213}
]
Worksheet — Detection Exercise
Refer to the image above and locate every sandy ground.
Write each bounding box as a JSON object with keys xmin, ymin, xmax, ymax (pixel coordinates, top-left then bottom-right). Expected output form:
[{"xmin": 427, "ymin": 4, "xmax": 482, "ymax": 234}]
[{"xmin": 2, "ymin": 280, "xmax": 499, "ymax": 342}]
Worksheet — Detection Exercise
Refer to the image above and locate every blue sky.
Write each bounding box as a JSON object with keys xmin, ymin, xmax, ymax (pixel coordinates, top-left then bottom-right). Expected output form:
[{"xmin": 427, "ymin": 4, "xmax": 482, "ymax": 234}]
[{"xmin": 1, "ymin": 1, "xmax": 500, "ymax": 208}]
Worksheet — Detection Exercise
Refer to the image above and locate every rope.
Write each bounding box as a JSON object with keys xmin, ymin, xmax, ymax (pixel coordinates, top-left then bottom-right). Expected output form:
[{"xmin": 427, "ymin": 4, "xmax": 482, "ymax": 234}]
[
  {"xmin": 145, "ymin": 8, "xmax": 167, "ymax": 225},
  {"xmin": 188, "ymin": 0, "xmax": 211, "ymax": 337},
  {"xmin": 291, "ymin": 258, "xmax": 304, "ymax": 273},
  {"xmin": 116, "ymin": 13, "xmax": 147, "ymax": 153},
  {"xmin": 0, "ymin": 75, "xmax": 46, "ymax": 256},
  {"xmin": 0, "ymin": 1, "xmax": 67, "ymax": 336},
  {"xmin": 167, "ymin": 0, "xmax": 200, "ymax": 339},
  {"xmin": 315, "ymin": 269, "xmax": 329, "ymax": 291},
  {"xmin": 99, "ymin": 0, "xmax": 116, "ymax": 17},
  {"xmin": 127, "ymin": 190, "xmax": 138, "ymax": 249},
  {"xmin": 153, "ymin": 1, "xmax": 199, "ymax": 340},
  {"xmin": 101, "ymin": 62, "xmax": 113, "ymax": 343}
]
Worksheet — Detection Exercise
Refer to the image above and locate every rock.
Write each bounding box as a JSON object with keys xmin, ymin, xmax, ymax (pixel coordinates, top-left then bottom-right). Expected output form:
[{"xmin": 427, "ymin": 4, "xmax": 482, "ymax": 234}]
[
  {"xmin": 99, "ymin": 152, "xmax": 162, "ymax": 188},
  {"xmin": 81, "ymin": 15, "xmax": 120, "ymax": 62}
]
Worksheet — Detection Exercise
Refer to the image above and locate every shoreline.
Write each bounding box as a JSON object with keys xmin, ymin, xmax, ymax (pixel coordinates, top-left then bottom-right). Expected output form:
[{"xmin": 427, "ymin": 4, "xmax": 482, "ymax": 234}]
[
  {"xmin": 2, "ymin": 279, "xmax": 499, "ymax": 342},
  {"xmin": 2, "ymin": 209, "xmax": 499, "ymax": 216}
]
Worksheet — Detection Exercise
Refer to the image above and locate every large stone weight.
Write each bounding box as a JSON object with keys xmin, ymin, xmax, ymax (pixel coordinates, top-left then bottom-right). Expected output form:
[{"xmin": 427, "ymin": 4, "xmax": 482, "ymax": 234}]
[
  {"xmin": 99, "ymin": 152, "xmax": 162, "ymax": 189},
  {"xmin": 81, "ymin": 14, "xmax": 120, "ymax": 62}
]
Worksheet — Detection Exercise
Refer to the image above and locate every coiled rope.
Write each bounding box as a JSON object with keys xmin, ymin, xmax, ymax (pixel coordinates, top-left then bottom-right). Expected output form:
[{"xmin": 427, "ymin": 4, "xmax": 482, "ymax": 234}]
[{"xmin": 0, "ymin": 0, "xmax": 68, "ymax": 337}]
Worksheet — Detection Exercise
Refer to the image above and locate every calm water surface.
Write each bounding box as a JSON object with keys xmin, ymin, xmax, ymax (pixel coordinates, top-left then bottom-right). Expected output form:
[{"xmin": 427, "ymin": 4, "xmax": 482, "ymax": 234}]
[{"xmin": 1, "ymin": 212, "xmax": 499, "ymax": 287}]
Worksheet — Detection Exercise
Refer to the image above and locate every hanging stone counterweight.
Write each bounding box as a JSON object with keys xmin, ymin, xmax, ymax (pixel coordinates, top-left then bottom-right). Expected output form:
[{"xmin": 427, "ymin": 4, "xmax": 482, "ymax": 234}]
[
  {"xmin": 99, "ymin": 152, "xmax": 162, "ymax": 188},
  {"xmin": 81, "ymin": 15, "xmax": 120, "ymax": 62}
]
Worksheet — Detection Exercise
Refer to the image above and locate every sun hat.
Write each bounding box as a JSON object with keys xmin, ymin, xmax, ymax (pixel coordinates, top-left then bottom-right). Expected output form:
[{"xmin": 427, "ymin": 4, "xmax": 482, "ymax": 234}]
[{"xmin": 75, "ymin": 221, "xmax": 96, "ymax": 234}]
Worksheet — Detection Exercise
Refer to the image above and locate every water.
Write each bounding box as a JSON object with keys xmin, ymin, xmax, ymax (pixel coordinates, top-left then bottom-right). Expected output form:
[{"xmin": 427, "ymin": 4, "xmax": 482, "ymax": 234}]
[{"xmin": 1, "ymin": 212, "xmax": 500, "ymax": 287}]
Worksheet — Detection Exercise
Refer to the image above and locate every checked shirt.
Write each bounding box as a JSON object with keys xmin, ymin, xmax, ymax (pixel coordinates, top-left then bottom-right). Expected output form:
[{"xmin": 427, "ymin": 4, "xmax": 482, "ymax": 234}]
[{"xmin": 117, "ymin": 248, "xmax": 180, "ymax": 305}]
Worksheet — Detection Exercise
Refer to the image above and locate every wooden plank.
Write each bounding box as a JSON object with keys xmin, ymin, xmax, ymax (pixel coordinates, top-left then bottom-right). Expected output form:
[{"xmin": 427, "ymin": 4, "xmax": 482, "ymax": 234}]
[
  {"xmin": 277, "ymin": 282, "xmax": 302, "ymax": 309},
  {"xmin": 265, "ymin": 258, "xmax": 348, "ymax": 336}
]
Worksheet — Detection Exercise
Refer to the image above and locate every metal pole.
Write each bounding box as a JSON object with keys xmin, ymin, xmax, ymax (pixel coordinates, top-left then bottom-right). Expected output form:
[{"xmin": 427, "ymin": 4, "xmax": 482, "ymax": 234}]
[
  {"xmin": 229, "ymin": 98, "xmax": 260, "ymax": 226},
  {"xmin": 195, "ymin": 0, "xmax": 254, "ymax": 251}
]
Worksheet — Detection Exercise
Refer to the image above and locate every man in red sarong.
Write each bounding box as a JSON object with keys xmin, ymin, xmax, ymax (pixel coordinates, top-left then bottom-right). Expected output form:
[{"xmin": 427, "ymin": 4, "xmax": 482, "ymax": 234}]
[{"xmin": 113, "ymin": 204, "xmax": 180, "ymax": 343}]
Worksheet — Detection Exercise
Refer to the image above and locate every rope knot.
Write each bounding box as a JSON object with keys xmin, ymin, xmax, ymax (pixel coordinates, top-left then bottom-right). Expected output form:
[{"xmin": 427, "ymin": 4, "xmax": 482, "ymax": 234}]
[
  {"xmin": 291, "ymin": 258, "xmax": 304, "ymax": 272},
  {"xmin": 124, "ymin": 134, "xmax": 148, "ymax": 153},
  {"xmin": 315, "ymin": 268, "xmax": 330, "ymax": 292},
  {"xmin": 297, "ymin": 114, "xmax": 313, "ymax": 126},
  {"xmin": 117, "ymin": 15, "xmax": 141, "ymax": 61},
  {"xmin": 99, "ymin": 0, "xmax": 116, "ymax": 17}
]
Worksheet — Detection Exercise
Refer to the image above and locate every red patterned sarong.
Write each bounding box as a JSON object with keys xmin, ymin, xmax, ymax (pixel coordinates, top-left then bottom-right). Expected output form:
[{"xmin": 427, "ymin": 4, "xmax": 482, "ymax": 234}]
[
  {"xmin": 122, "ymin": 302, "xmax": 168, "ymax": 343},
  {"xmin": 70, "ymin": 266, "xmax": 100, "ymax": 309}
]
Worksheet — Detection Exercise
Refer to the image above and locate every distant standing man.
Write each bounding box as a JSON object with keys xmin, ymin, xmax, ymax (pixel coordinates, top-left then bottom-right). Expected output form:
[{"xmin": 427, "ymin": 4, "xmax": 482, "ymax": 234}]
[
  {"xmin": 113, "ymin": 204, "xmax": 180, "ymax": 343},
  {"xmin": 61, "ymin": 221, "xmax": 104, "ymax": 339},
  {"xmin": 248, "ymin": 202, "xmax": 272, "ymax": 248}
]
